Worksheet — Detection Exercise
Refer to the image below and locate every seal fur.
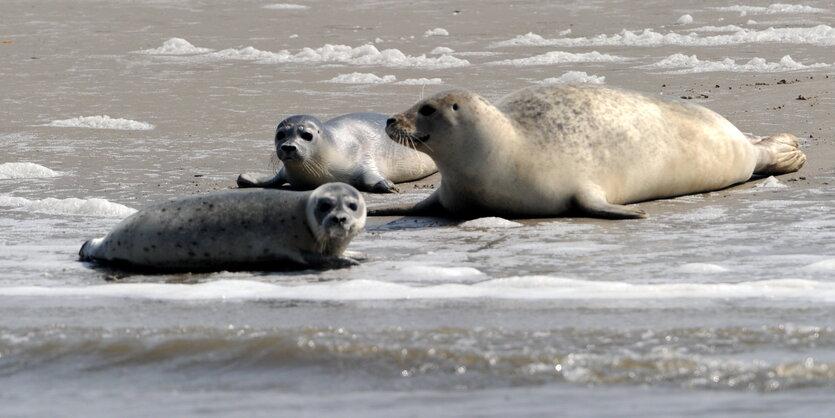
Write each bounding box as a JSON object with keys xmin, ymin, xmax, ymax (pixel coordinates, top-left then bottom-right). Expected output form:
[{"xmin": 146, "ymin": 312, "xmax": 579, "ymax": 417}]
[
  {"xmin": 377, "ymin": 84, "xmax": 806, "ymax": 219},
  {"xmin": 79, "ymin": 183, "xmax": 366, "ymax": 272},
  {"xmin": 237, "ymin": 113, "xmax": 436, "ymax": 193}
]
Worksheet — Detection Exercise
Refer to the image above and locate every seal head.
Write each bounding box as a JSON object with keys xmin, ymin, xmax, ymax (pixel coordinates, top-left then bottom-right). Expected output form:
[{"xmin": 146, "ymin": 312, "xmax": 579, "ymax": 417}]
[
  {"xmin": 306, "ymin": 182, "xmax": 367, "ymax": 255},
  {"xmin": 275, "ymin": 115, "xmax": 324, "ymax": 164}
]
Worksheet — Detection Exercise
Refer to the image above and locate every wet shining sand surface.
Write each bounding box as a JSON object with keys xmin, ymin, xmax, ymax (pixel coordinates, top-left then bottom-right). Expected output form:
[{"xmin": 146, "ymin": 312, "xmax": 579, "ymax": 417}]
[{"xmin": 2, "ymin": 1, "xmax": 835, "ymax": 416}]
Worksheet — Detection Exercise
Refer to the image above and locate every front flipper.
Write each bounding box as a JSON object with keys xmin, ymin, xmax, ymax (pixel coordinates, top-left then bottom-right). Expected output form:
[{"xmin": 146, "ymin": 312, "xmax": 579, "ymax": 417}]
[
  {"xmin": 359, "ymin": 170, "xmax": 399, "ymax": 193},
  {"xmin": 236, "ymin": 169, "xmax": 287, "ymax": 188},
  {"xmin": 574, "ymin": 186, "xmax": 648, "ymax": 219},
  {"xmin": 367, "ymin": 191, "xmax": 451, "ymax": 217}
]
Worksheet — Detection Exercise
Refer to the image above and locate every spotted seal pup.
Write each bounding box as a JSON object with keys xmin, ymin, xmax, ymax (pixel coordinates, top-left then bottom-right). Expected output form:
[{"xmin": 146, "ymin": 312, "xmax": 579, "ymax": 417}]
[
  {"xmin": 79, "ymin": 183, "xmax": 366, "ymax": 271},
  {"xmin": 237, "ymin": 113, "xmax": 437, "ymax": 193},
  {"xmin": 376, "ymin": 84, "xmax": 806, "ymax": 219}
]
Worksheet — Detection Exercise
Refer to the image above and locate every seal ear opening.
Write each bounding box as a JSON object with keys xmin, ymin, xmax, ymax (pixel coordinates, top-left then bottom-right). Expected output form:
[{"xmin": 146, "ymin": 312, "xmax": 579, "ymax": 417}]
[{"xmin": 452, "ymin": 103, "xmax": 459, "ymax": 111}]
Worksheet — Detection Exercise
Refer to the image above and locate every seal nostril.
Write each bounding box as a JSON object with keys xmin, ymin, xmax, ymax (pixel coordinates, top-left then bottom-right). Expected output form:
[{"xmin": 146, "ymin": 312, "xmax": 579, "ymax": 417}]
[
  {"xmin": 281, "ymin": 144, "xmax": 296, "ymax": 153},
  {"xmin": 386, "ymin": 118, "xmax": 396, "ymax": 126}
]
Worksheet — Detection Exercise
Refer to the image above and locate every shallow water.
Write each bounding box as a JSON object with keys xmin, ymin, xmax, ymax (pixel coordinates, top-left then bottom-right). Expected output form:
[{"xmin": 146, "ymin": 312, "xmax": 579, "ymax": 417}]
[{"xmin": 2, "ymin": 0, "xmax": 835, "ymax": 416}]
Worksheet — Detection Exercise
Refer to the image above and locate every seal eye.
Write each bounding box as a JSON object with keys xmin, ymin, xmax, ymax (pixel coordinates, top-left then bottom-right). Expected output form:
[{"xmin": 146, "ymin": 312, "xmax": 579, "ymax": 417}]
[
  {"xmin": 452, "ymin": 104, "xmax": 459, "ymax": 111},
  {"xmin": 418, "ymin": 105, "xmax": 436, "ymax": 117},
  {"xmin": 317, "ymin": 201, "xmax": 333, "ymax": 213},
  {"xmin": 275, "ymin": 131, "xmax": 285, "ymax": 141},
  {"xmin": 301, "ymin": 132, "xmax": 314, "ymax": 141},
  {"xmin": 347, "ymin": 202, "xmax": 358, "ymax": 211}
]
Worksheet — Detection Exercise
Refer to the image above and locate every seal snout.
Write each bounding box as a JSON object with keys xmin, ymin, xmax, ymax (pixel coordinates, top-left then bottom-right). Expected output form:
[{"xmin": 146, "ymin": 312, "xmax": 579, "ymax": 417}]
[
  {"xmin": 385, "ymin": 113, "xmax": 427, "ymax": 149},
  {"xmin": 280, "ymin": 144, "xmax": 297, "ymax": 154}
]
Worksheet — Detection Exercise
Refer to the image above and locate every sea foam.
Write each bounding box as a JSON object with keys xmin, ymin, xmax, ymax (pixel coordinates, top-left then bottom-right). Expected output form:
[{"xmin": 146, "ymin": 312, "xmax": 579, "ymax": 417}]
[
  {"xmin": 488, "ymin": 50, "xmax": 627, "ymax": 66},
  {"xmin": 0, "ymin": 163, "xmax": 61, "ymax": 180},
  {"xmin": 134, "ymin": 38, "xmax": 214, "ymax": 55},
  {"xmin": 206, "ymin": 43, "xmax": 470, "ymax": 68},
  {"xmin": 492, "ymin": 25, "xmax": 835, "ymax": 47},
  {"xmin": 0, "ymin": 196, "xmax": 136, "ymax": 217},
  {"xmin": 424, "ymin": 28, "xmax": 449, "ymax": 37},
  {"xmin": 459, "ymin": 217, "xmax": 523, "ymax": 229},
  {"xmin": 46, "ymin": 115, "xmax": 155, "ymax": 130},
  {"xmin": 262, "ymin": 3, "xmax": 309, "ymax": 10},
  {"xmin": 2, "ymin": 277, "xmax": 834, "ymax": 302},
  {"xmin": 539, "ymin": 71, "xmax": 605, "ymax": 84},
  {"xmin": 326, "ymin": 72, "xmax": 397, "ymax": 84},
  {"xmin": 324, "ymin": 73, "xmax": 442, "ymax": 85},
  {"xmin": 397, "ymin": 78, "xmax": 443, "ymax": 85},
  {"xmin": 711, "ymin": 4, "xmax": 828, "ymax": 15},
  {"xmin": 646, "ymin": 54, "xmax": 827, "ymax": 73}
]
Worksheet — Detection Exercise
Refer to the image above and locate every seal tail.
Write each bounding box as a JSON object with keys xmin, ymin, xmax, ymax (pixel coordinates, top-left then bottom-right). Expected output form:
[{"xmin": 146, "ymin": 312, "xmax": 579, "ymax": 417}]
[{"xmin": 749, "ymin": 133, "xmax": 806, "ymax": 175}]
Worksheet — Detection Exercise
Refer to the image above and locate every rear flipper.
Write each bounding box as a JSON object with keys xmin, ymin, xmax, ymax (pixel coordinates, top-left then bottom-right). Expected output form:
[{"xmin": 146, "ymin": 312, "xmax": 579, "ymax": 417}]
[
  {"xmin": 237, "ymin": 169, "xmax": 287, "ymax": 188},
  {"xmin": 574, "ymin": 186, "xmax": 648, "ymax": 219},
  {"xmin": 750, "ymin": 133, "xmax": 807, "ymax": 175}
]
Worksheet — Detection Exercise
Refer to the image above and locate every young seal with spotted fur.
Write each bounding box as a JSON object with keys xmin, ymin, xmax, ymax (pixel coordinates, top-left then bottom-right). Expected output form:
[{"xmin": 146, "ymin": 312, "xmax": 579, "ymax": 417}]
[{"xmin": 79, "ymin": 183, "xmax": 366, "ymax": 272}]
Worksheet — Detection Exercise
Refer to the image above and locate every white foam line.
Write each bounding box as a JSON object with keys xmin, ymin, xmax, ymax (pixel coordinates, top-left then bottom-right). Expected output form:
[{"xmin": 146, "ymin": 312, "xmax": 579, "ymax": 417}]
[
  {"xmin": 0, "ymin": 196, "xmax": 136, "ymax": 217},
  {"xmin": 139, "ymin": 39, "xmax": 471, "ymax": 69},
  {"xmin": 0, "ymin": 163, "xmax": 61, "ymax": 180},
  {"xmin": 45, "ymin": 115, "xmax": 154, "ymax": 131},
  {"xmin": 711, "ymin": 4, "xmax": 828, "ymax": 15},
  {"xmin": 2, "ymin": 277, "xmax": 834, "ymax": 302},
  {"xmin": 262, "ymin": 3, "xmax": 309, "ymax": 10},
  {"xmin": 538, "ymin": 71, "xmax": 605, "ymax": 85},
  {"xmin": 645, "ymin": 53, "xmax": 829, "ymax": 74},
  {"xmin": 492, "ymin": 25, "xmax": 835, "ymax": 48},
  {"xmin": 488, "ymin": 50, "xmax": 627, "ymax": 66},
  {"xmin": 133, "ymin": 37, "xmax": 213, "ymax": 55}
]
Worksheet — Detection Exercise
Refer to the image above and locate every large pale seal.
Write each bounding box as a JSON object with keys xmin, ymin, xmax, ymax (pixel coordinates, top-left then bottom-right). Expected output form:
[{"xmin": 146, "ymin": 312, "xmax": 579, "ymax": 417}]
[
  {"xmin": 79, "ymin": 183, "xmax": 366, "ymax": 272},
  {"xmin": 377, "ymin": 84, "xmax": 806, "ymax": 219},
  {"xmin": 237, "ymin": 113, "xmax": 437, "ymax": 193}
]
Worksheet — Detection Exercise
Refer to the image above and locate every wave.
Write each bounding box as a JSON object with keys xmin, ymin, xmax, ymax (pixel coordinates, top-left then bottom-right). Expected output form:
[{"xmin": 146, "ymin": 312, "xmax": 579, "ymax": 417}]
[
  {"xmin": 538, "ymin": 71, "xmax": 605, "ymax": 85},
  {"xmin": 487, "ymin": 50, "xmax": 627, "ymax": 66},
  {"xmin": 133, "ymin": 37, "xmax": 213, "ymax": 55},
  {"xmin": 138, "ymin": 38, "xmax": 469, "ymax": 69},
  {"xmin": 262, "ymin": 3, "xmax": 309, "ymax": 10},
  {"xmin": 326, "ymin": 72, "xmax": 397, "ymax": 84},
  {"xmin": 711, "ymin": 4, "xmax": 828, "ymax": 15},
  {"xmin": 2, "ymin": 277, "xmax": 834, "ymax": 302},
  {"xmin": 2, "ymin": 324, "xmax": 832, "ymax": 392},
  {"xmin": 0, "ymin": 196, "xmax": 136, "ymax": 217},
  {"xmin": 46, "ymin": 115, "xmax": 155, "ymax": 130},
  {"xmin": 492, "ymin": 25, "xmax": 835, "ymax": 48},
  {"xmin": 0, "ymin": 163, "xmax": 61, "ymax": 180},
  {"xmin": 645, "ymin": 53, "xmax": 828, "ymax": 73}
]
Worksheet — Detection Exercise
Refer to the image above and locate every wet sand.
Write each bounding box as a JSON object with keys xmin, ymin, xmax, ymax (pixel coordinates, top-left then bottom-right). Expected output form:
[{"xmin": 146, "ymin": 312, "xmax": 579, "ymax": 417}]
[{"xmin": 2, "ymin": 0, "xmax": 835, "ymax": 416}]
